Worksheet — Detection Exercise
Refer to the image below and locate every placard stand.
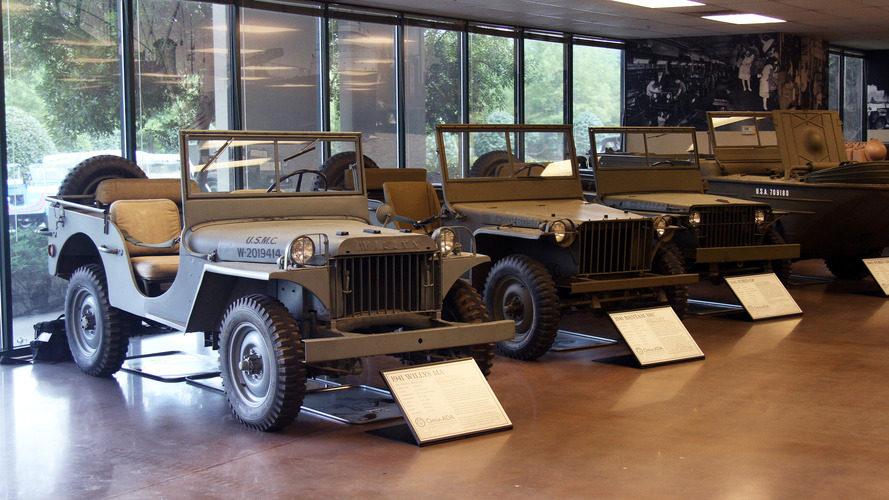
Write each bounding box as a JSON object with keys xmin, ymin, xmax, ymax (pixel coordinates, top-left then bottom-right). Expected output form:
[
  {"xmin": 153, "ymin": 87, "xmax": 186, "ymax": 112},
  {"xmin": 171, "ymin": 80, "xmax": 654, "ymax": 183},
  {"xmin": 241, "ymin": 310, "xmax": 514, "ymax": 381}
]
[
  {"xmin": 723, "ymin": 273, "xmax": 803, "ymax": 320},
  {"xmin": 607, "ymin": 306, "xmax": 704, "ymax": 367},
  {"xmin": 863, "ymin": 257, "xmax": 889, "ymax": 296},
  {"xmin": 380, "ymin": 358, "xmax": 512, "ymax": 446}
]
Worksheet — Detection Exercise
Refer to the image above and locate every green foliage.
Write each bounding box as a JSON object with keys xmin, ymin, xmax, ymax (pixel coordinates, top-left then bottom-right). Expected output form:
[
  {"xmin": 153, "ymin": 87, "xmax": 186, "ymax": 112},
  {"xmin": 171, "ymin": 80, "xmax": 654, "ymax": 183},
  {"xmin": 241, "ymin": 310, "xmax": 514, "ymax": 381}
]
[
  {"xmin": 469, "ymin": 33, "xmax": 515, "ymax": 123},
  {"xmin": 9, "ymin": 229, "xmax": 66, "ymax": 316},
  {"xmin": 423, "ymin": 29, "xmax": 460, "ymax": 132},
  {"xmin": 524, "ymin": 40, "xmax": 564, "ymax": 124},
  {"xmin": 5, "ymin": 107, "xmax": 56, "ymax": 174},
  {"xmin": 574, "ymin": 110, "xmax": 605, "ymax": 156}
]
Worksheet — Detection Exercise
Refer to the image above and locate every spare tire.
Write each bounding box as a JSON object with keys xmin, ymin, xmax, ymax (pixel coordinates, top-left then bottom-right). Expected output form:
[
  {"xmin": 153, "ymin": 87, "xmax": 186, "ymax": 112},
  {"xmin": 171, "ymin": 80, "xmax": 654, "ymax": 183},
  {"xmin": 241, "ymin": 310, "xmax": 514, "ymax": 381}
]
[
  {"xmin": 58, "ymin": 155, "xmax": 147, "ymax": 204},
  {"xmin": 468, "ymin": 150, "xmax": 520, "ymax": 178},
  {"xmin": 316, "ymin": 152, "xmax": 378, "ymax": 190}
]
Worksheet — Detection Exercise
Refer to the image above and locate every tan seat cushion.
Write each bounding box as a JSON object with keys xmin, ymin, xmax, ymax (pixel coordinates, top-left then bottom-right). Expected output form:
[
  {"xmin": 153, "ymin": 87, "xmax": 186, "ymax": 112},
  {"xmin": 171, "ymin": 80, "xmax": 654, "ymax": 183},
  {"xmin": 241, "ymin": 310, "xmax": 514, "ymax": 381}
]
[
  {"xmin": 96, "ymin": 178, "xmax": 198, "ymax": 204},
  {"xmin": 130, "ymin": 255, "xmax": 180, "ymax": 280},
  {"xmin": 109, "ymin": 199, "xmax": 181, "ymax": 257},
  {"xmin": 383, "ymin": 181, "xmax": 441, "ymax": 232}
]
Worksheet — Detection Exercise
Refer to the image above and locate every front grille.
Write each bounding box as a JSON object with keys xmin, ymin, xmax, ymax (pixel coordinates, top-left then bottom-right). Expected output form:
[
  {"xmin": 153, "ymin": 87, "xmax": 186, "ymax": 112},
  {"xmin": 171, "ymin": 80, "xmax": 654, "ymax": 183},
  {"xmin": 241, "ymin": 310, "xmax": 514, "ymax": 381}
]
[
  {"xmin": 695, "ymin": 205, "xmax": 758, "ymax": 248},
  {"xmin": 576, "ymin": 219, "xmax": 652, "ymax": 275},
  {"xmin": 332, "ymin": 252, "xmax": 440, "ymax": 318}
]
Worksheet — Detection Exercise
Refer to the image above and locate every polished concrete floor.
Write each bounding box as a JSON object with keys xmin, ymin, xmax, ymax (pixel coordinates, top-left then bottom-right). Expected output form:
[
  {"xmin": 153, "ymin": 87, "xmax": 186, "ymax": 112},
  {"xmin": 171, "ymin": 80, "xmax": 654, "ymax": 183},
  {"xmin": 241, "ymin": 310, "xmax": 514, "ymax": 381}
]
[{"xmin": 4, "ymin": 259, "xmax": 889, "ymax": 498}]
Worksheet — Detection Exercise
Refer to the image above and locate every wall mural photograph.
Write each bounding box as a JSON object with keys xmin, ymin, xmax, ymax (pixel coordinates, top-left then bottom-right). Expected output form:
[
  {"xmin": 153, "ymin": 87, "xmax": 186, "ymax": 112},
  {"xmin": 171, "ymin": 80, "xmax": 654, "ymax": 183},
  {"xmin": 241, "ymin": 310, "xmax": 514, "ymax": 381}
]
[{"xmin": 626, "ymin": 34, "xmax": 827, "ymax": 130}]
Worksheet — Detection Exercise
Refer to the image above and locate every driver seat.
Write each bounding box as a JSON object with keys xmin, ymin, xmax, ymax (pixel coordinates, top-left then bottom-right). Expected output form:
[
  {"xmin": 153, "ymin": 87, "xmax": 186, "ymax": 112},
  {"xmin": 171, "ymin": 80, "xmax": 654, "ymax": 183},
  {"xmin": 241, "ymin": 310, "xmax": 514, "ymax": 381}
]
[
  {"xmin": 382, "ymin": 181, "xmax": 441, "ymax": 232},
  {"xmin": 109, "ymin": 198, "xmax": 182, "ymax": 296}
]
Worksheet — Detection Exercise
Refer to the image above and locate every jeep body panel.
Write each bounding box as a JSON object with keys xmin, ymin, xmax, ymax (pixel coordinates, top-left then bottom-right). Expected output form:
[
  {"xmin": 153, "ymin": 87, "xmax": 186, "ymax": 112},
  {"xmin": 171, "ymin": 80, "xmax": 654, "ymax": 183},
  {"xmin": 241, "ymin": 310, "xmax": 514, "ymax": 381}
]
[
  {"xmin": 705, "ymin": 111, "xmax": 889, "ymax": 260},
  {"xmin": 587, "ymin": 126, "xmax": 799, "ymax": 274}
]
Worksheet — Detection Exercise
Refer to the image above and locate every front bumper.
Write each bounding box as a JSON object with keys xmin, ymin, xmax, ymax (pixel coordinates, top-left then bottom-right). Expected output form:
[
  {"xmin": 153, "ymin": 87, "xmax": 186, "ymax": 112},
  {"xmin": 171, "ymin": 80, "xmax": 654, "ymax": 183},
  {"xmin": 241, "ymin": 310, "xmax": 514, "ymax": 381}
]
[
  {"xmin": 563, "ymin": 272, "xmax": 699, "ymax": 294},
  {"xmin": 302, "ymin": 318, "xmax": 515, "ymax": 363},
  {"xmin": 695, "ymin": 244, "xmax": 800, "ymax": 264}
]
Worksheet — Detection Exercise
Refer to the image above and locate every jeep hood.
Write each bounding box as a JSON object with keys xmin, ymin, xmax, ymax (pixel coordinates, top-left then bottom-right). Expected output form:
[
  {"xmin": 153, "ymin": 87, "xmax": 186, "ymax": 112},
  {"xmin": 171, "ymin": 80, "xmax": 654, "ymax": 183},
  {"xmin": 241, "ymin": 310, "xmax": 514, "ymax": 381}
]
[
  {"xmin": 185, "ymin": 219, "xmax": 435, "ymax": 264},
  {"xmin": 599, "ymin": 192, "xmax": 766, "ymax": 214},
  {"xmin": 451, "ymin": 198, "xmax": 641, "ymax": 228}
]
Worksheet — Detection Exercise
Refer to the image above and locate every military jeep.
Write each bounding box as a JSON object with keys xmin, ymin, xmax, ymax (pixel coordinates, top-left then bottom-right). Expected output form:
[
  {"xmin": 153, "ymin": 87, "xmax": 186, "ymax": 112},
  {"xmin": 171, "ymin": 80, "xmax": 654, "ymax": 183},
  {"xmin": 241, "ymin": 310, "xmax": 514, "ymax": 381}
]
[
  {"xmin": 586, "ymin": 126, "xmax": 799, "ymax": 282},
  {"xmin": 377, "ymin": 124, "xmax": 698, "ymax": 361},
  {"xmin": 701, "ymin": 110, "xmax": 889, "ymax": 279},
  {"xmin": 41, "ymin": 130, "xmax": 513, "ymax": 431}
]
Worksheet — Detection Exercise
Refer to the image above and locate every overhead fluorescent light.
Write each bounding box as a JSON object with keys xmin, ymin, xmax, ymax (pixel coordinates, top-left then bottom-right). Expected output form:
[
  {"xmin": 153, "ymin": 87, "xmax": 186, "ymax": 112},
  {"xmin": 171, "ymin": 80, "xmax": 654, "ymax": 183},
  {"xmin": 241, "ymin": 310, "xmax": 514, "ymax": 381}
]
[
  {"xmin": 702, "ymin": 13, "xmax": 785, "ymax": 24},
  {"xmin": 611, "ymin": 0, "xmax": 704, "ymax": 8}
]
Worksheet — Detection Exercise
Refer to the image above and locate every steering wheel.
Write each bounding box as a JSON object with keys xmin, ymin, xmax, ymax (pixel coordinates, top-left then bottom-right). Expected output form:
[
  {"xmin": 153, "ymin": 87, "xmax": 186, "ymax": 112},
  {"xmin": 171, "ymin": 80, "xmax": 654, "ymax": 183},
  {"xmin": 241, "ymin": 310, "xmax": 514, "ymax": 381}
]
[
  {"xmin": 267, "ymin": 169, "xmax": 329, "ymax": 192},
  {"xmin": 650, "ymin": 160, "xmax": 675, "ymax": 167},
  {"xmin": 514, "ymin": 163, "xmax": 547, "ymax": 177}
]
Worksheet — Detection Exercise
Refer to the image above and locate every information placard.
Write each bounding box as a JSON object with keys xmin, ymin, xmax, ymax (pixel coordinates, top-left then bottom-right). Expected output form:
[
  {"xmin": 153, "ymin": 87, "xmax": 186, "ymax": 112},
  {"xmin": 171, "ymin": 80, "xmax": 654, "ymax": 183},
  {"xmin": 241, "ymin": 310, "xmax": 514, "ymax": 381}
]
[
  {"xmin": 724, "ymin": 273, "xmax": 803, "ymax": 320},
  {"xmin": 863, "ymin": 258, "xmax": 889, "ymax": 296},
  {"xmin": 380, "ymin": 358, "xmax": 512, "ymax": 446},
  {"xmin": 607, "ymin": 306, "xmax": 704, "ymax": 366}
]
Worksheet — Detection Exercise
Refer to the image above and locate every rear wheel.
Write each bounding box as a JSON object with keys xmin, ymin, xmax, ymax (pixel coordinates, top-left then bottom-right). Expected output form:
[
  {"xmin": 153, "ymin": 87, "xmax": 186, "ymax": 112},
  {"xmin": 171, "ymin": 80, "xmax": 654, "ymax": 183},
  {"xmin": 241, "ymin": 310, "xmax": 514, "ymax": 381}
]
[
  {"xmin": 65, "ymin": 265, "xmax": 130, "ymax": 377},
  {"xmin": 219, "ymin": 295, "xmax": 306, "ymax": 431},
  {"xmin": 652, "ymin": 242, "xmax": 690, "ymax": 318},
  {"xmin": 484, "ymin": 255, "xmax": 560, "ymax": 361}
]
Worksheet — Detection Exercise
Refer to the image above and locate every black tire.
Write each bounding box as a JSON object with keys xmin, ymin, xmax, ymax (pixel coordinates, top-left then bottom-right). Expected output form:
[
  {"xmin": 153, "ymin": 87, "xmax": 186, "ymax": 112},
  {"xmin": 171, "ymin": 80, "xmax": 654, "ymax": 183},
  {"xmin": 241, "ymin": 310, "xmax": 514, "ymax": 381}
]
[
  {"xmin": 825, "ymin": 249, "xmax": 883, "ymax": 280},
  {"xmin": 469, "ymin": 150, "xmax": 520, "ymax": 178},
  {"xmin": 219, "ymin": 294, "xmax": 306, "ymax": 432},
  {"xmin": 652, "ymin": 242, "xmax": 690, "ymax": 318},
  {"xmin": 484, "ymin": 255, "xmax": 560, "ymax": 361},
  {"xmin": 57, "ymin": 155, "xmax": 147, "ymax": 203},
  {"xmin": 763, "ymin": 227, "xmax": 793, "ymax": 284},
  {"xmin": 65, "ymin": 265, "xmax": 130, "ymax": 377},
  {"xmin": 876, "ymin": 116, "xmax": 887, "ymax": 130},
  {"xmin": 316, "ymin": 151, "xmax": 378, "ymax": 190}
]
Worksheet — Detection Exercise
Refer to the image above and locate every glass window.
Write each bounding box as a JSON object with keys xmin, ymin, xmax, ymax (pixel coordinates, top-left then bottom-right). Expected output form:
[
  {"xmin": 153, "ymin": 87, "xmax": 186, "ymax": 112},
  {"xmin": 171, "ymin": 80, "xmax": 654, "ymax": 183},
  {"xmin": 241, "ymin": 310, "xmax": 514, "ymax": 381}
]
[
  {"xmin": 240, "ymin": 8, "xmax": 321, "ymax": 132},
  {"xmin": 524, "ymin": 38, "xmax": 563, "ymax": 124},
  {"xmin": 329, "ymin": 19, "xmax": 397, "ymax": 168},
  {"xmin": 404, "ymin": 25, "xmax": 459, "ymax": 181},
  {"xmin": 828, "ymin": 52, "xmax": 840, "ymax": 112},
  {"xmin": 573, "ymin": 44, "xmax": 622, "ymax": 156},
  {"xmin": 469, "ymin": 31, "xmax": 515, "ymax": 124},
  {"xmin": 843, "ymin": 55, "xmax": 864, "ymax": 142},
  {"xmin": 3, "ymin": 0, "xmax": 121, "ymax": 347},
  {"xmin": 134, "ymin": 0, "xmax": 232, "ymax": 163}
]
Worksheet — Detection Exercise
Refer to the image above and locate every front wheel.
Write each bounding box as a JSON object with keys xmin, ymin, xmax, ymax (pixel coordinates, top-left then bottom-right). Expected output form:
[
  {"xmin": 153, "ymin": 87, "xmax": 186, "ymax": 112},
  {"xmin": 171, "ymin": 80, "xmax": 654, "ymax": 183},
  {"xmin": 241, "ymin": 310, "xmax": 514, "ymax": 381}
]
[
  {"xmin": 65, "ymin": 265, "xmax": 130, "ymax": 377},
  {"xmin": 219, "ymin": 295, "xmax": 306, "ymax": 431},
  {"xmin": 484, "ymin": 255, "xmax": 560, "ymax": 361},
  {"xmin": 652, "ymin": 242, "xmax": 690, "ymax": 318},
  {"xmin": 763, "ymin": 227, "xmax": 792, "ymax": 284}
]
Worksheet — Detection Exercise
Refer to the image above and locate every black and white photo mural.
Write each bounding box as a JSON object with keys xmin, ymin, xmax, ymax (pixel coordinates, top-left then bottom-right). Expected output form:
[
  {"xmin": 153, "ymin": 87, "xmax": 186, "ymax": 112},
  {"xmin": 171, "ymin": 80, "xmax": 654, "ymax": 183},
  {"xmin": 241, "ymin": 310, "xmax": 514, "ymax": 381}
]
[
  {"xmin": 626, "ymin": 34, "xmax": 828, "ymax": 129},
  {"xmin": 867, "ymin": 51, "xmax": 889, "ymax": 132}
]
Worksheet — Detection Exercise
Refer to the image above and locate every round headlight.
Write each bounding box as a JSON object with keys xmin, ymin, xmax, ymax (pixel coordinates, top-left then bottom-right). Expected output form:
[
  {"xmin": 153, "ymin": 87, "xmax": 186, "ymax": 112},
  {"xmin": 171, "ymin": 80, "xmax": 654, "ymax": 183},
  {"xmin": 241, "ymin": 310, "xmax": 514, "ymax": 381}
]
[
  {"xmin": 754, "ymin": 208, "xmax": 767, "ymax": 226},
  {"xmin": 437, "ymin": 228, "xmax": 457, "ymax": 255},
  {"xmin": 654, "ymin": 217, "xmax": 668, "ymax": 238},
  {"xmin": 551, "ymin": 220, "xmax": 568, "ymax": 243},
  {"xmin": 290, "ymin": 236, "xmax": 314, "ymax": 266},
  {"xmin": 689, "ymin": 210, "xmax": 701, "ymax": 227}
]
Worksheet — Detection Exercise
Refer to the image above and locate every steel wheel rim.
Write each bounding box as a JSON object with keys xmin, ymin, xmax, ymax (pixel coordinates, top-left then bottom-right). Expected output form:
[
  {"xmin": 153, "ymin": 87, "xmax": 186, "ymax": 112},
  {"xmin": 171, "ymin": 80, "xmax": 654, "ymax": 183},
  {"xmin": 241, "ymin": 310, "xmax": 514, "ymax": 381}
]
[
  {"xmin": 71, "ymin": 286, "xmax": 100, "ymax": 358},
  {"xmin": 228, "ymin": 323, "xmax": 273, "ymax": 407},
  {"xmin": 495, "ymin": 277, "xmax": 533, "ymax": 342}
]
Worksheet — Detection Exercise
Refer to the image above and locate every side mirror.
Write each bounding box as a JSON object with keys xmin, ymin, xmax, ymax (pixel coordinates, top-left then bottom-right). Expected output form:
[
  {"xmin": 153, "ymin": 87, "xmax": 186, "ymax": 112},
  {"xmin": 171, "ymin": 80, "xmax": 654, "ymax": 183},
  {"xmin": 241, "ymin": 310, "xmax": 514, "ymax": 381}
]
[{"xmin": 376, "ymin": 203, "xmax": 394, "ymax": 226}]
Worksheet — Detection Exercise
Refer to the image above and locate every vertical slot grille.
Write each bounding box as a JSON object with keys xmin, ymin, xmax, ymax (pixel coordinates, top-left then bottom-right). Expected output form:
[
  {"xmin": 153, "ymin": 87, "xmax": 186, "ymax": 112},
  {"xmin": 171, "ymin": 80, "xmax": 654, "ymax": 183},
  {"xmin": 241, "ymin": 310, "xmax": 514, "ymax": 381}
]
[
  {"xmin": 576, "ymin": 219, "xmax": 652, "ymax": 275},
  {"xmin": 696, "ymin": 205, "xmax": 758, "ymax": 248},
  {"xmin": 333, "ymin": 252, "xmax": 439, "ymax": 318}
]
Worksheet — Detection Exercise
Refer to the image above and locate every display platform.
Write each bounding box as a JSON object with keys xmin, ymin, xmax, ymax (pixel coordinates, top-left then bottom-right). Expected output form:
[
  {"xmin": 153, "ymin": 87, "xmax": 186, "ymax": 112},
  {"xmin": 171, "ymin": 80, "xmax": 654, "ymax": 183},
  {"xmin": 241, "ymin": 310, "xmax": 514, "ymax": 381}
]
[
  {"xmin": 687, "ymin": 299, "xmax": 744, "ymax": 316},
  {"xmin": 124, "ymin": 350, "xmax": 402, "ymax": 425},
  {"xmin": 550, "ymin": 330, "xmax": 618, "ymax": 351}
]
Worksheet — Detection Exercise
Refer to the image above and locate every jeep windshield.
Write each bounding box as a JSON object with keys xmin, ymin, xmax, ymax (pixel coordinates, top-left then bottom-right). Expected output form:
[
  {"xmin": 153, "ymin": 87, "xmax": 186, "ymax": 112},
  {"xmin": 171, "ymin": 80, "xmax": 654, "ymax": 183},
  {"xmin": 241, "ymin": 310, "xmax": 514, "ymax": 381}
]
[
  {"xmin": 181, "ymin": 130, "xmax": 364, "ymax": 197},
  {"xmin": 437, "ymin": 124, "xmax": 577, "ymax": 181},
  {"xmin": 591, "ymin": 127, "xmax": 699, "ymax": 170},
  {"xmin": 708, "ymin": 112, "xmax": 778, "ymax": 148}
]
